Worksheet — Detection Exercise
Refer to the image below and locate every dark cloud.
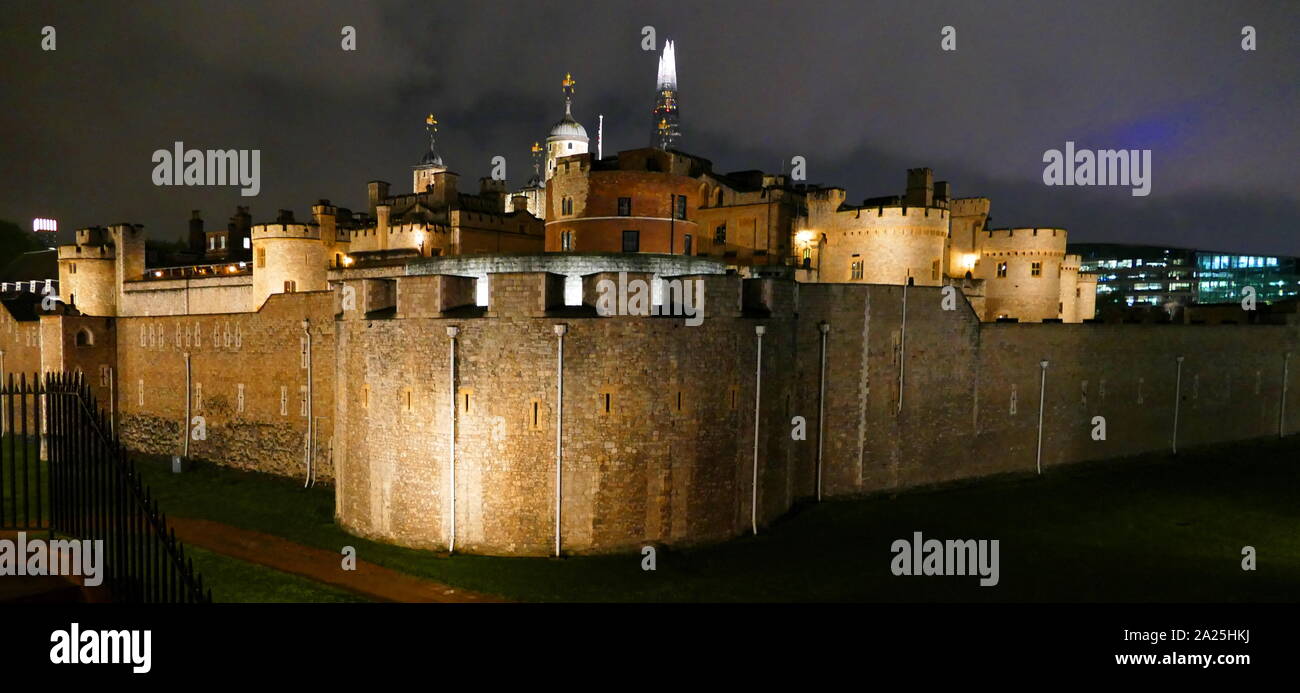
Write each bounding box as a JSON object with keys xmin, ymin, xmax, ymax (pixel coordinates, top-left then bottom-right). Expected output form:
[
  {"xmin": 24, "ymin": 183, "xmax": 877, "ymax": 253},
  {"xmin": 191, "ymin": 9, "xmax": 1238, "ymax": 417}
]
[{"xmin": 1, "ymin": 0, "xmax": 1295, "ymax": 253}]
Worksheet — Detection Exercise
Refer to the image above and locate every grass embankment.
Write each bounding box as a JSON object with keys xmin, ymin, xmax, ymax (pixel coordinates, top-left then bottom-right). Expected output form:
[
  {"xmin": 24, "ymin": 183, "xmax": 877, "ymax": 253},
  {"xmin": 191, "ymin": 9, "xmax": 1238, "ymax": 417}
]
[
  {"xmin": 185, "ymin": 546, "xmax": 369, "ymax": 603},
  {"xmin": 133, "ymin": 437, "xmax": 1300, "ymax": 602}
]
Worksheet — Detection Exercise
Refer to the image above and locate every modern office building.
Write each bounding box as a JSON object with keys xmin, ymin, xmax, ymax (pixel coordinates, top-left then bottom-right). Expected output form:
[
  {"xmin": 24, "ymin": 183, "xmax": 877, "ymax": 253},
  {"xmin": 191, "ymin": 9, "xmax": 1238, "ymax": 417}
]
[{"xmin": 1071, "ymin": 242, "xmax": 1300, "ymax": 310}]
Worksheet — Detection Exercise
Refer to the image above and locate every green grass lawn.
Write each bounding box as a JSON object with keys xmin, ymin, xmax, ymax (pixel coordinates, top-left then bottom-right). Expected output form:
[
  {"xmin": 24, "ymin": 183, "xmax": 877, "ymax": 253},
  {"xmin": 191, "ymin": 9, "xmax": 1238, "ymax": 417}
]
[
  {"xmin": 185, "ymin": 546, "xmax": 370, "ymax": 603},
  {"xmin": 0, "ymin": 435, "xmax": 47, "ymax": 529},
  {"xmin": 1, "ymin": 435, "xmax": 361, "ymax": 604},
  {"xmin": 133, "ymin": 437, "xmax": 1300, "ymax": 602}
]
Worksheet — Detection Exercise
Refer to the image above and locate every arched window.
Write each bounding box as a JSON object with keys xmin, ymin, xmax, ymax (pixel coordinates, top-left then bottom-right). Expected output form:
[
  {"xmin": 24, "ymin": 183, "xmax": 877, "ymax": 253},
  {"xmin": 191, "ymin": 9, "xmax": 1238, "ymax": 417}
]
[{"xmin": 75, "ymin": 328, "xmax": 93, "ymax": 347}]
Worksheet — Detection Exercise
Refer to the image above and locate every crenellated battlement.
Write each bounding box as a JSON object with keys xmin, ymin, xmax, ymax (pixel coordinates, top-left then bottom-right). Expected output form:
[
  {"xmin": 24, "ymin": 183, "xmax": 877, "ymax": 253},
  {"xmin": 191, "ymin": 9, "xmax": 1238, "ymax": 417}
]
[
  {"xmin": 252, "ymin": 222, "xmax": 321, "ymax": 241},
  {"xmin": 329, "ymin": 267, "xmax": 798, "ymax": 324},
  {"xmin": 981, "ymin": 227, "xmax": 1068, "ymax": 254},
  {"xmin": 950, "ymin": 197, "xmax": 991, "ymax": 216}
]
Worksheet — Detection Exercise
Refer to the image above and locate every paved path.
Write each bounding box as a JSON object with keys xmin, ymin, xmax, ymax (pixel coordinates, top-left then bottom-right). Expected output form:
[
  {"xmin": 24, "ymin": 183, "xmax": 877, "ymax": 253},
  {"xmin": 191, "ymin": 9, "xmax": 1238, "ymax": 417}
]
[{"xmin": 167, "ymin": 517, "xmax": 503, "ymax": 603}]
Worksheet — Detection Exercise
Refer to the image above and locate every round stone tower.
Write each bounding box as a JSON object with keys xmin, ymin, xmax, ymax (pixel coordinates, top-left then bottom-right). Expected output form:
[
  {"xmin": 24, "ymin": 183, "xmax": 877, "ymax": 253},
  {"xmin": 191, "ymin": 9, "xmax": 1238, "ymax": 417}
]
[
  {"xmin": 251, "ymin": 218, "xmax": 325, "ymax": 309},
  {"xmin": 57, "ymin": 227, "xmax": 118, "ymax": 316}
]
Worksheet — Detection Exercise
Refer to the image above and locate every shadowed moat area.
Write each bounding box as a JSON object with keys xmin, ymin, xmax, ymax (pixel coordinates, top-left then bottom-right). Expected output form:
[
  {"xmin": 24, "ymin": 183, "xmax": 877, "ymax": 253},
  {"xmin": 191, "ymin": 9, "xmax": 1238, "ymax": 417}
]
[{"xmin": 132, "ymin": 436, "xmax": 1300, "ymax": 602}]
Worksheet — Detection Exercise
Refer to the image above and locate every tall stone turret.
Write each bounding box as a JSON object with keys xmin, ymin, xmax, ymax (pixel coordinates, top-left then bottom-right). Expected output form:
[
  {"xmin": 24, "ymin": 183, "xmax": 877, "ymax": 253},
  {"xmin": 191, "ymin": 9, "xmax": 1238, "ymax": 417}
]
[
  {"xmin": 413, "ymin": 113, "xmax": 447, "ymax": 193},
  {"xmin": 546, "ymin": 74, "xmax": 589, "ymax": 182}
]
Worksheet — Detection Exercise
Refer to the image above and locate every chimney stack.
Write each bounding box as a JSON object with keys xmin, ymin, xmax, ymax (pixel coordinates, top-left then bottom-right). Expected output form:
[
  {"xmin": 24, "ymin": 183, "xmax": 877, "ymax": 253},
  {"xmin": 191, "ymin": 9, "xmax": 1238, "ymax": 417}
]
[{"xmin": 188, "ymin": 210, "xmax": 205, "ymax": 254}]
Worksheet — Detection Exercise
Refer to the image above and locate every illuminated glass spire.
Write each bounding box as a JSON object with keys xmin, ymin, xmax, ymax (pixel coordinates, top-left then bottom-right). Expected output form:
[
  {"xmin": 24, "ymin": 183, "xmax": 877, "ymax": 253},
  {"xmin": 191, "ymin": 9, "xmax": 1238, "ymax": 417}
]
[{"xmin": 650, "ymin": 40, "xmax": 680, "ymax": 151}]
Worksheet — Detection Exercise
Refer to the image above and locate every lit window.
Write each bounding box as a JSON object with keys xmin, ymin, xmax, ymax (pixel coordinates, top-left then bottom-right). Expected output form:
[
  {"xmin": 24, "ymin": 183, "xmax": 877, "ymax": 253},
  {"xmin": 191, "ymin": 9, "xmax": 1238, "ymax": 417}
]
[
  {"xmin": 851, "ymin": 261, "xmax": 864, "ymax": 280},
  {"xmin": 997, "ymin": 262, "xmax": 1008, "ymax": 278}
]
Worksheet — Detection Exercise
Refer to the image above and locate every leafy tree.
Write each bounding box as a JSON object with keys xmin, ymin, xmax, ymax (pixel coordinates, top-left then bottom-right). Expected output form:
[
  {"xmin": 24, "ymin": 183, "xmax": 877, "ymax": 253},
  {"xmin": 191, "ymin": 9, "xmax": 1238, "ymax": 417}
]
[{"xmin": 0, "ymin": 219, "xmax": 46, "ymax": 267}]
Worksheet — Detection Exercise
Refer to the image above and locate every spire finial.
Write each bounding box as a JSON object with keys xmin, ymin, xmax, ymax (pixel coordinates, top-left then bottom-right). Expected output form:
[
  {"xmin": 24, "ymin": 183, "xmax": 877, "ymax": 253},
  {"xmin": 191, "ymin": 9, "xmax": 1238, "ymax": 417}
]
[
  {"xmin": 419, "ymin": 113, "xmax": 444, "ymax": 167},
  {"xmin": 562, "ymin": 73, "xmax": 576, "ymax": 117}
]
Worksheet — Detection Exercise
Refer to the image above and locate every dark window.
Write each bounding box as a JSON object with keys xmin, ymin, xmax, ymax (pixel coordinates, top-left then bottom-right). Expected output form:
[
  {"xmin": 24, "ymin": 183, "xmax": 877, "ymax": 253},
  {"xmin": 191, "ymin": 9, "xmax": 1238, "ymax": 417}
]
[
  {"xmin": 683, "ymin": 234, "xmax": 693, "ymax": 255},
  {"xmin": 714, "ymin": 224, "xmax": 727, "ymax": 244},
  {"xmin": 618, "ymin": 197, "xmax": 631, "ymax": 216},
  {"xmin": 622, "ymin": 230, "xmax": 640, "ymax": 253},
  {"xmin": 674, "ymin": 195, "xmax": 687, "ymax": 220}
]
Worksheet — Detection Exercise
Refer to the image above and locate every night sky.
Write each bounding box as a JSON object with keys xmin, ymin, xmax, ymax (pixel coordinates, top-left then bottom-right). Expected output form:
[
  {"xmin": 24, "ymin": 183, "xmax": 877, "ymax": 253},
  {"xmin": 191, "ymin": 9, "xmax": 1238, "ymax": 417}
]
[{"xmin": 2, "ymin": 1, "xmax": 1296, "ymax": 254}]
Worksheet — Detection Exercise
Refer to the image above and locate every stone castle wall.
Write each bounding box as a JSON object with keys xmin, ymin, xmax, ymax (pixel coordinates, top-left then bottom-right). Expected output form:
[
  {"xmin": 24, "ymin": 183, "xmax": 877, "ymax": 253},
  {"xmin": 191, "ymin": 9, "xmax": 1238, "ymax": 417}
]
[
  {"xmin": 120, "ymin": 276, "xmax": 256, "ymax": 317},
  {"xmin": 798, "ymin": 284, "xmax": 1298, "ymax": 496},
  {"xmin": 2, "ymin": 268, "xmax": 1292, "ymax": 557},
  {"xmin": 331, "ymin": 274, "xmax": 1300, "ymax": 555},
  {"xmin": 114, "ymin": 291, "xmax": 337, "ymax": 481}
]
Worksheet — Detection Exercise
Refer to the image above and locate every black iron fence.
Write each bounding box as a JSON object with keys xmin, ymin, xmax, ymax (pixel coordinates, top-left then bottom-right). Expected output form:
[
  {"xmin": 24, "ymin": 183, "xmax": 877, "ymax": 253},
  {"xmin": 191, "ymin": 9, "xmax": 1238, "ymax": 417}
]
[{"xmin": 0, "ymin": 372, "xmax": 210, "ymax": 603}]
